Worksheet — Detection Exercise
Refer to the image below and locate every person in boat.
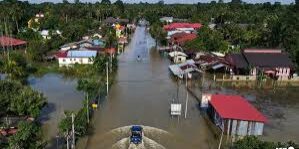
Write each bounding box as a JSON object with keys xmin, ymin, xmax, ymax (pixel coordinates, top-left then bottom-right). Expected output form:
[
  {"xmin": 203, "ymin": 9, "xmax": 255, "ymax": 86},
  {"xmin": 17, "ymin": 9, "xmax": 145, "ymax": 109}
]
[{"xmin": 137, "ymin": 55, "xmax": 141, "ymax": 61}]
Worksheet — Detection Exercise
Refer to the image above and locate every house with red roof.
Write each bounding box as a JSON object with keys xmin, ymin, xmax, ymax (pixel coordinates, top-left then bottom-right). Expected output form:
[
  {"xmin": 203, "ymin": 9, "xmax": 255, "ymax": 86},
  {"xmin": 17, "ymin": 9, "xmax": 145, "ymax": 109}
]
[
  {"xmin": 0, "ymin": 36, "xmax": 27, "ymax": 50},
  {"xmin": 169, "ymin": 32, "xmax": 197, "ymax": 46},
  {"xmin": 164, "ymin": 23, "xmax": 202, "ymax": 31},
  {"xmin": 201, "ymin": 94, "xmax": 267, "ymax": 139}
]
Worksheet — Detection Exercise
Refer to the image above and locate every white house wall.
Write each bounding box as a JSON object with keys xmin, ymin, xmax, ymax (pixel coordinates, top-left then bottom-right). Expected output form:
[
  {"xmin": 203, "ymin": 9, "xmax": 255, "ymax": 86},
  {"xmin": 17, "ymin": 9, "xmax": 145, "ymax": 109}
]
[
  {"xmin": 58, "ymin": 57, "xmax": 94, "ymax": 67},
  {"xmin": 238, "ymin": 120, "xmax": 249, "ymax": 136},
  {"xmin": 254, "ymin": 122, "xmax": 264, "ymax": 135}
]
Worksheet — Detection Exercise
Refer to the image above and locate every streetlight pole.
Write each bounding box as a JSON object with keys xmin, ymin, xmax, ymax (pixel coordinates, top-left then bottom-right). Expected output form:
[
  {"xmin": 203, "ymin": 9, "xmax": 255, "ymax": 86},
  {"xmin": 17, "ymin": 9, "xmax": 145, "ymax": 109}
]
[
  {"xmin": 184, "ymin": 71, "xmax": 189, "ymax": 119},
  {"xmin": 71, "ymin": 113, "xmax": 75, "ymax": 149},
  {"xmin": 106, "ymin": 62, "xmax": 109, "ymax": 95},
  {"xmin": 86, "ymin": 93, "xmax": 89, "ymax": 124},
  {"xmin": 56, "ymin": 135, "xmax": 59, "ymax": 149}
]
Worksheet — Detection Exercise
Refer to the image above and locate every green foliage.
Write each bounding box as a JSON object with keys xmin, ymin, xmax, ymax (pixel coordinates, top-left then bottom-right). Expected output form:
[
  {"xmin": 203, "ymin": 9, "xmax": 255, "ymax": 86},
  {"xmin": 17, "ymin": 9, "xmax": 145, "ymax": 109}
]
[
  {"xmin": 149, "ymin": 22, "xmax": 167, "ymax": 46},
  {"xmin": 0, "ymin": 52, "xmax": 29, "ymax": 83},
  {"xmin": 9, "ymin": 121, "xmax": 45, "ymax": 149},
  {"xmin": 233, "ymin": 136, "xmax": 298, "ymax": 149},
  {"xmin": 27, "ymin": 40, "xmax": 49, "ymax": 62},
  {"xmin": 184, "ymin": 26, "xmax": 229, "ymax": 52},
  {"xmin": 0, "ymin": 80, "xmax": 46, "ymax": 118},
  {"xmin": 58, "ymin": 111, "xmax": 72, "ymax": 135},
  {"xmin": 77, "ymin": 78, "xmax": 100, "ymax": 98}
]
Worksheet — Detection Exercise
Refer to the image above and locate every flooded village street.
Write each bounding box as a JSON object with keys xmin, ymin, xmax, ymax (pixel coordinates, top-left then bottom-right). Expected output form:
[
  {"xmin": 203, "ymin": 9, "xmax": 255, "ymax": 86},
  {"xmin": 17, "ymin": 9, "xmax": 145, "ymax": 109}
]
[
  {"xmin": 28, "ymin": 25, "xmax": 299, "ymax": 149},
  {"xmin": 85, "ymin": 26, "xmax": 217, "ymax": 149}
]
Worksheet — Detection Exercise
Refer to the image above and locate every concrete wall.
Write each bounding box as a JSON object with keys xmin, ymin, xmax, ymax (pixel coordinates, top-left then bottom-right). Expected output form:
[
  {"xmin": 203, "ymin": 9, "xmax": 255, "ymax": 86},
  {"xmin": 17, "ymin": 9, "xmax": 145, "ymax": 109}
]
[
  {"xmin": 58, "ymin": 57, "xmax": 94, "ymax": 67},
  {"xmin": 232, "ymin": 75, "xmax": 256, "ymax": 81}
]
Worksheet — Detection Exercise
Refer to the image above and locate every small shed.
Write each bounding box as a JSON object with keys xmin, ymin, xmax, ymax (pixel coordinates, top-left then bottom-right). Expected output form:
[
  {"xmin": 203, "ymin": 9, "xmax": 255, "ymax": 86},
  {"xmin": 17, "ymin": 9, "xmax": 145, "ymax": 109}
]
[
  {"xmin": 168, "ymin": 51, "xmax": 187, "ymax": 63},
  {"xmin": 203, "ymin": 94, "xmax": 267, "ymax": 139}
]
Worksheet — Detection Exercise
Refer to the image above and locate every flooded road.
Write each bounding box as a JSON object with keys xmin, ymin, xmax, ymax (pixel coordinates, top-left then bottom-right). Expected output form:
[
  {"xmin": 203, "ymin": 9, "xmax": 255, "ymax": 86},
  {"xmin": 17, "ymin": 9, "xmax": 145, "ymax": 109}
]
[{"xmin": 86, "ymin": 26, "xmax": 218, "ymax": 149}]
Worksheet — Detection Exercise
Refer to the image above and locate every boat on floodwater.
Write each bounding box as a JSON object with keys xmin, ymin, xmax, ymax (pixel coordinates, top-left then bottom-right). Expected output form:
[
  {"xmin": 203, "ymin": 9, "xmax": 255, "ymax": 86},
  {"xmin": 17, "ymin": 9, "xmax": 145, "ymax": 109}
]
[{"xmin": 130, "ymin": 125, "xmax": 143, "ymax": 144}]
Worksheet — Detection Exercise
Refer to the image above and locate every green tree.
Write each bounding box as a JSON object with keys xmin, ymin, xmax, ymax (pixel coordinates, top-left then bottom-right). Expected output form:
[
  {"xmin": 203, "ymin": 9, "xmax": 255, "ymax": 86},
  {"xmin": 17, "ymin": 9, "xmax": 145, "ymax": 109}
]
[
  {"xmin": 114, "ymin": 0, "xmax": 124, "ymax": 12},
  {"xmin": 0, "ymin": 80, "xmax": 46, "ymax": 118},
  {"xmin": 0, "ymin": 52, "xmax": 29, "ymax": 83},
  {"xmin": 27, "ymin": 40, "xmax": 49, "ymax": 62},
  {"xmin": 9, "ymin": 121, "xmax": 45, "ymax": 149},
  {"xmin": 10, "ymin": 87, "xmax": 46, "ymax": 118},
  {"xmin": 233, "ymin": 136, "xmax": 298, "ymax": 149}
]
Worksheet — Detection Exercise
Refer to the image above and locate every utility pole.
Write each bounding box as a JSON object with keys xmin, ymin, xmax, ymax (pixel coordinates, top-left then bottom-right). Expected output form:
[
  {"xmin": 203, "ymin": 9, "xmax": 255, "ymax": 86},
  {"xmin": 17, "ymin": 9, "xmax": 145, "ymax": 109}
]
[
  {"xmin": 66, "ymin": 132, "xmax": 69, "ymax": 149},
  {"xmin": 86, "ymin": 93, "xmax": 89, "ymax": 124},
  {"xmin": 106, "ymin": 62, "xmax": 109, "ymax": 95},
  {"xmin": 218, "ymin": 129, "xmax": 224, "ymax": 149},
  {"xmin": 184, "ymin": 71, "xmax": 189, "ymax": 119},
  {"xmin": 71, "ymin": 113, "xmax": 75, "ymax": 149}
]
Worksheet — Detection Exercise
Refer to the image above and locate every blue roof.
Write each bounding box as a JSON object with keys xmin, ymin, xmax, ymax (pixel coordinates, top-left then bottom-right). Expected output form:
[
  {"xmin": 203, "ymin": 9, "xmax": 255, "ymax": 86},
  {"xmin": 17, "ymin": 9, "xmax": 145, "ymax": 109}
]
[
  {"xmin": 93, "ymin": 39, "xmax": 105, "ymax": 46},
  {"xmin": 67, "ymin": 50, "xmax": 97, "ymax": 58}
]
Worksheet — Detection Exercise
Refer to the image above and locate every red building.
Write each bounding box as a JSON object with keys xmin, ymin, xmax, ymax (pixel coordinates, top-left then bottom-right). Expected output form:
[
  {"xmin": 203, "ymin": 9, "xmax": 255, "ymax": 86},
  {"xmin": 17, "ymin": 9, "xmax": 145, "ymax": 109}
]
[
  {"xmin": 169, "ymin": 32, "xmax": 197, "ymax": 46},
  {"xmin": 0, "ymin": 36, "xmax": 27, "ymax": 50},
  {"xmin": 202, "ymin": 94, "xmax": 267, "ymax": 139},
  {"xmin": 164, "ymin": 23, "xmax": 202, "ymax": 31}
]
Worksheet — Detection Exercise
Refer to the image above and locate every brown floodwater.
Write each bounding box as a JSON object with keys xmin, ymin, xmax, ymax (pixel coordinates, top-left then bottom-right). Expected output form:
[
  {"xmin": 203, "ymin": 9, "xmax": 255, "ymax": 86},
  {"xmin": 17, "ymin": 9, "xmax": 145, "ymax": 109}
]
[
  {"xmin": 85, "ymin": 26, "xmax": 299, "ymax": 149},
  {"xmin": 85, "ymin": 26, "xmax": 218, "ymax": 149},
  {"xmin": 29, "ymin": 74, "xmax": 84, "ymax": 148}
]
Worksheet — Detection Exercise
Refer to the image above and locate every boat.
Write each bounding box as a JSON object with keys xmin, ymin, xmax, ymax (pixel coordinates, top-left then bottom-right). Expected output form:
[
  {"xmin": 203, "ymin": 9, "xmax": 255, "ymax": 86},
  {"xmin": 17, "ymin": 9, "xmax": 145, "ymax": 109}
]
[{"xmin": 130, "ymin": 125, "xmax": 143, "ymax": 144}]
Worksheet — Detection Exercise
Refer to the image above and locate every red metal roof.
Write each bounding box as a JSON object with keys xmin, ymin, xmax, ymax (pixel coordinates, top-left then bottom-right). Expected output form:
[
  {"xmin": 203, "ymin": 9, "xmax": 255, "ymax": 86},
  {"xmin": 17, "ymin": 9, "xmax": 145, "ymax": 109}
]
[
  {"xmin": 176, "ymin": 34, "xmax": 197, "ymax": 44},
  {"xmin": 55, "ymin": 51, "xmax": 68, "ymax": 58},
  {"xmin": 170, "ymin": 33, "xmax": 197, "ymax": 45},
  {"xmin": 210, "ymin": 94, "xmax": 267, "ymax": 123},
  {"xmin": 0, "ymin": 36, "xmax": 26, "ymax": 47},
  {"xmin": 164, "ymin": 23, "xmax": 202, "ymax": 31}
]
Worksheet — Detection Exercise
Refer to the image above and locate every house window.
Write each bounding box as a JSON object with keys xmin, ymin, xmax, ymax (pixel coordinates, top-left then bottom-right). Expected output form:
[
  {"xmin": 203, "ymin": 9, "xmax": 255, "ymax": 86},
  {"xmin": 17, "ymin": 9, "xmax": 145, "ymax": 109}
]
[
  {"xmin": 74, "ymin": 58, "xmax": 76, "ymax": 61},
  {"xmin": 63, "ymin": 59, "xmax": 66, "ymax": 62}
]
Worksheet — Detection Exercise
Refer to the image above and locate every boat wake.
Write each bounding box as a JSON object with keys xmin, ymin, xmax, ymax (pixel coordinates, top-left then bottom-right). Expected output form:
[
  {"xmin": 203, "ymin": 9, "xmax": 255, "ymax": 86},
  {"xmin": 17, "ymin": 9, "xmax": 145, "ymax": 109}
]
[{"xmin": 102, "ymin": 125, "xmax": 171, "ymax": 149}]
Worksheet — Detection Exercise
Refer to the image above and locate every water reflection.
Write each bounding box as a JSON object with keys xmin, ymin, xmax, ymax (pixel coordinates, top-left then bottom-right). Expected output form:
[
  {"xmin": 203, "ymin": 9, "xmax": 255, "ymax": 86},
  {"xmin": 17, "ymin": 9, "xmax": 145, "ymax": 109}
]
[
  {"xmin": 29, "ymin": 73, "xmax": 84, "ymax": 146},
  {"xmin": 86, "ymin": 26, "xmax": 217, "ymax": 149}
]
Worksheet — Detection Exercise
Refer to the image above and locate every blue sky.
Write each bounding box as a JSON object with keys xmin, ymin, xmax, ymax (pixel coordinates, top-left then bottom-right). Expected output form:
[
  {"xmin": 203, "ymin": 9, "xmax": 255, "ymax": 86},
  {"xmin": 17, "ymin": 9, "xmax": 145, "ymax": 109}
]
[{"xmin": 21, "ymin": 0, "xmax": 295, "ymax": 4}]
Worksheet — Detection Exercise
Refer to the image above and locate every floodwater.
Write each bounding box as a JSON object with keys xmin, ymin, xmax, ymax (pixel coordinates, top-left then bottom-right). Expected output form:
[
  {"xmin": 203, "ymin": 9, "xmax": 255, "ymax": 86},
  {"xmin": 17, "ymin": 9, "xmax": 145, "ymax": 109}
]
[
  {"xmin": 28, "ymin": 74, "xmax": 84, "ymax": 147},
  {"xmin": 86, "ymin": 26, "xmax": 218, "ymax": 149}
]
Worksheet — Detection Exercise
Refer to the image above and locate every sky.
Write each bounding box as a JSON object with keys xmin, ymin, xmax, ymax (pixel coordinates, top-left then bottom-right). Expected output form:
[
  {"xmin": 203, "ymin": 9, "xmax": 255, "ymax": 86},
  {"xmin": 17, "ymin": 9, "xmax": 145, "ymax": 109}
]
[{"xmin": 20, "ymin": 0, "xmax": 295, "ymax": 4}]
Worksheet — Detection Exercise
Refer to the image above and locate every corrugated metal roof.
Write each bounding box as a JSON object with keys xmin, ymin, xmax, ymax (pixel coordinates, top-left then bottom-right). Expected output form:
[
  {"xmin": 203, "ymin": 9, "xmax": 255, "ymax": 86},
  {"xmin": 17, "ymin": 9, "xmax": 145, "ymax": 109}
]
[
  {"xmin": 67, "ymin": 50, "xmax": 97, "ymax": 58},
  {"xmin": 210, "ymin": 94, "xmax": 267, "ymax": 123}
]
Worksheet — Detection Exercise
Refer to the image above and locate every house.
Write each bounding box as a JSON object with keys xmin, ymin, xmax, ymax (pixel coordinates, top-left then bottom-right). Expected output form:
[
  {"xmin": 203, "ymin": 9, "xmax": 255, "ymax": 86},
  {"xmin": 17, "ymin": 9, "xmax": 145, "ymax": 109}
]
[
  {"xmin": 169, "ymin": 32, "xmax": 197, "ymax": 46},
  {"xmin": 201, "ymin": 94, "xmax": 267, "ymax": 140},
  {"xmin": 160, "ymin": 17, "xmax": 173, "ymax": 23},
  {"xmin": 56, "ymin": 50, "xmax": 97, "ymax": 67},
  {"xmin": 60, "ymin": 39, "xmax": 105, "ymax": 52},
  {"xmin": 226, "ymin": 49, "xmax": 294, "ymax": 80},
  {"xmin": 0, "ymin": 36, "xmax": 27, "ymax": 50},
  {"xmin": 40, "ymin": 30, "xmax": 62, "ymax": 40},
  {"xmin": 40, "ymin": 30, "xmax": 50, "ymax": 39},
  {"xmin": 169, "ymin": 59, "xmax": 200, "ymax": 79},
  {"xmin": 164, "ymin": 23, "xmax": 202, "ymax": 31},
  {"xmin": 28, "ymin": 12, "xmax": 44, "ymax": 30},
  {"xmin": 168, "ymin": 51, "xmax": 187, "ymax": 63}
]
